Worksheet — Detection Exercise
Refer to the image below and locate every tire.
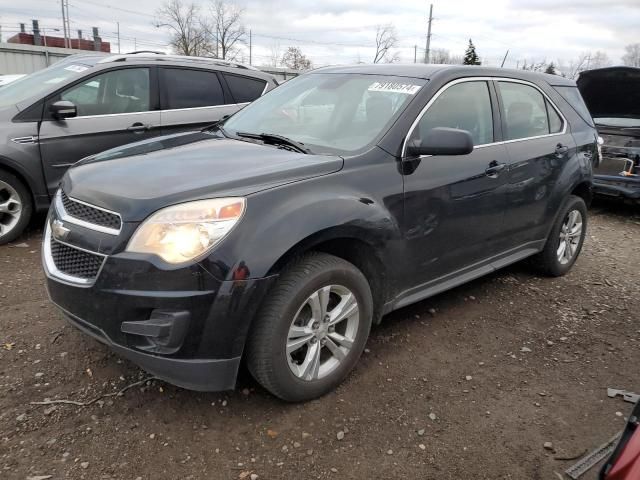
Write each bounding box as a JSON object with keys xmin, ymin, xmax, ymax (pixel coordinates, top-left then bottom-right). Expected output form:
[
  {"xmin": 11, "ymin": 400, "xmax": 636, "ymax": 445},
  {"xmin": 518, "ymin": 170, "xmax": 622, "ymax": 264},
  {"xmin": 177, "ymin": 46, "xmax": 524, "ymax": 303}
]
[
  {"xmin": 532, "ymin": 195, "xmax": 587, "ymax": 277},
  {"xmin": 246, "ymin": 252, "xmax": 373, "ymax": 402},
  {"xmin": 0, "ymin": 170, "xmax": 33, "ymax": 245}
]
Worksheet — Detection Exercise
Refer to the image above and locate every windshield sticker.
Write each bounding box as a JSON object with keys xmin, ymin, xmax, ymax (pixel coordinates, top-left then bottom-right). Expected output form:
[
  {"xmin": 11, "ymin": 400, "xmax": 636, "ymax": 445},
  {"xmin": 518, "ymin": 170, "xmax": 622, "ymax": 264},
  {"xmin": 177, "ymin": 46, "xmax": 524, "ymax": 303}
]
[
  {"xmin": 368, "ymin": 82, "xmax": 421, "ymax": 95},
  {"xmin": 64, "ymin": 65, "xmax": 89, "ymax": 73}
]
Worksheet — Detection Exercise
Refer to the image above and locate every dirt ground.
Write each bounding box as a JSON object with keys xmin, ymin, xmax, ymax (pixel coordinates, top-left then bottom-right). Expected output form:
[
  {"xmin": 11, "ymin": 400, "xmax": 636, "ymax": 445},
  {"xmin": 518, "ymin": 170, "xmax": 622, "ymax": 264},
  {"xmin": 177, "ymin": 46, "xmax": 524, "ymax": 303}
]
[{"xmin": 1, "ymin": 200, "xmax": 639, "ymax": 480}]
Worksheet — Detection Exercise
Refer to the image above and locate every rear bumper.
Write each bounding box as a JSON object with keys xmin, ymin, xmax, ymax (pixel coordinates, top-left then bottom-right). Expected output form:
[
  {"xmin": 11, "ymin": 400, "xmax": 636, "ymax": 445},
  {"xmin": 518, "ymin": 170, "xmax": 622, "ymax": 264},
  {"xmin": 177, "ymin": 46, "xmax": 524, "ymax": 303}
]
[{"xmin": 593, "ymin": 175, "xmax": 640, "ymax": 200}]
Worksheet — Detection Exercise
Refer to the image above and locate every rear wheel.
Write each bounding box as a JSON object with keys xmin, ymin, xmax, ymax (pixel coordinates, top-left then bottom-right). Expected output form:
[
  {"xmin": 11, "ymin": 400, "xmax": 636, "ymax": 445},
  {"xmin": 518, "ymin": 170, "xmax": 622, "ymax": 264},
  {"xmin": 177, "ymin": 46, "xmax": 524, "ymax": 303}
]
[
  {"xmin": 246, "ymin": 253, "xmax": 373, "ymax": 402},
  {"xmin": 532, "ymin": 195, "xmax": 587, "ymax": 277},
  {"xmin": 0, "ymin": 171, "xmax": 32, "ymax": 245}
]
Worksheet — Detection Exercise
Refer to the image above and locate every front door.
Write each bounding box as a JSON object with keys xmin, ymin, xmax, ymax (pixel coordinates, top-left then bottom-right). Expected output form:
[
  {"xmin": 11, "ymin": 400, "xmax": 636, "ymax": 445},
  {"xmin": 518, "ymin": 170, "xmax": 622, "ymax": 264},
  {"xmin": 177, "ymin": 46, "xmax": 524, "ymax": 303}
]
[
  {"xmin": 401, "ymin": 79, "xmax": 508, "ymax": 290},
  {"xmin": 38, "ymin": 67, "xmax": 161, "ymax": 195}
]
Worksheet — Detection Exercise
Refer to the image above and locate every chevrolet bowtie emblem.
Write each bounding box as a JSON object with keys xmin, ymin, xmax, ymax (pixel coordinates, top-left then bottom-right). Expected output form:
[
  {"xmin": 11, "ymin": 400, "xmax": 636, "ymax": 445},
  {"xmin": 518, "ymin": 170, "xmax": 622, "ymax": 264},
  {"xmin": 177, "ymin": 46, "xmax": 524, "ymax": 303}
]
[{"xmin": 51, "ymin": 219, "xmax": 70, "ymax": 241}]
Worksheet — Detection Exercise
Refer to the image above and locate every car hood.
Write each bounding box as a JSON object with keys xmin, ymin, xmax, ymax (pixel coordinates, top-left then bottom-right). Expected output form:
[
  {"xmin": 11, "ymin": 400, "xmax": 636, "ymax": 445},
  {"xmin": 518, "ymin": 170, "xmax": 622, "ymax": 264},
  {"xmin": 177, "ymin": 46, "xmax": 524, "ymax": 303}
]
[
  {"xmin": 62, "ymin": 131, "xmax": 343, "ymax": 221},
  {"xmin": 577, "ymin": 67, "xmax": 640, "ymax": 120}
]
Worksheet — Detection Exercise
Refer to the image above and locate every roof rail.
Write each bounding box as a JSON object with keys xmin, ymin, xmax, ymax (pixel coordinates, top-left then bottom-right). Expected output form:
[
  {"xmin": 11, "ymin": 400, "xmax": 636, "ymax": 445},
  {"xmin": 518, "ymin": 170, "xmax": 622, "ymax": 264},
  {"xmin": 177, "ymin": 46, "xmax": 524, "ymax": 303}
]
[{"xmin": 97, "ymin": 52, "xmax": 259, "ymax": 71}]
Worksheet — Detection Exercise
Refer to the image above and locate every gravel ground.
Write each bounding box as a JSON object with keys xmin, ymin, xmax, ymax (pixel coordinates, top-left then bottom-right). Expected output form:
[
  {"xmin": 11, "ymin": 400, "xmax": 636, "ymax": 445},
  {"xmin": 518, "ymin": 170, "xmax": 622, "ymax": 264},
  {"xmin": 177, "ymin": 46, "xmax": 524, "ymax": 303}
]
[{"xmin": 1, "ymin": 200, "xmax": 639, "ymax": 480}]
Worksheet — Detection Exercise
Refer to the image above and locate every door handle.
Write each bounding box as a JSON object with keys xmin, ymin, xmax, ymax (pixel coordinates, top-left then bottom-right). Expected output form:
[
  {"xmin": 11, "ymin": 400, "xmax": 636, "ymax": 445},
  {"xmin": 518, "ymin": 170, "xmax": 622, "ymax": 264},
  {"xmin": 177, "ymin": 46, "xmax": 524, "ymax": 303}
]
[
  {"xmin": 555, "ymin": 143, "xmax": 569, "ymax": 156},
  {"xmin": 485, "ymin": 161, "xmax": 507, "ymax": 177},
  {"xmin": 127, "ymin": 122, "xmax": 149, "ymax": 133}
]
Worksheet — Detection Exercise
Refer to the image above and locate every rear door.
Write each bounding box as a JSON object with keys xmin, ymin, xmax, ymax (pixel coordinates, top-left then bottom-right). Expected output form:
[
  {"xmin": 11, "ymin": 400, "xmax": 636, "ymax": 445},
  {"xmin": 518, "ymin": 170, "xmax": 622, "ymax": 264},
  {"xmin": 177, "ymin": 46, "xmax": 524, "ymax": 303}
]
[
  {"xmin": 38, "ymin": 66, "xmax": 160, "ymax": 195},
  {"xmin": 159, "ymin": 67, "xmax": 240, "ymax": 135},
  {"xmin": 496, "ymin": 79, "xmax": 576, "ymax": 248}
]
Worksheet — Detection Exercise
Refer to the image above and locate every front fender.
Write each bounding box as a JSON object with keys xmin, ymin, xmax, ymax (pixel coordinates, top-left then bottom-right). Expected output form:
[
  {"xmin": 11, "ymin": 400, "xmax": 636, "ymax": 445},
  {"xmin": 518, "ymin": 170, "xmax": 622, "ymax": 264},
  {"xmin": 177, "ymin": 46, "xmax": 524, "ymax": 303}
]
[{"xmin": 200, "ymin": 162, "xmax": 405, "ymax": 282}]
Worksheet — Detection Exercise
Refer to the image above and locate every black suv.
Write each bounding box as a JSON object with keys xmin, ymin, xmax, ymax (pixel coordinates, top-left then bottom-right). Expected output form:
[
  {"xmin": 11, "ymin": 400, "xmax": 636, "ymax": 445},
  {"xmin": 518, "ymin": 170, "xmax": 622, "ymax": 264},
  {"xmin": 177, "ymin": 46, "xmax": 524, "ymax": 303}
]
[
  {"xmin": 43, "ymin": 65, "xmax": 596, "ymax": 401},
  {"xmin": 0, "ymin": 52, "xmax": 277, "ymax": 243}
]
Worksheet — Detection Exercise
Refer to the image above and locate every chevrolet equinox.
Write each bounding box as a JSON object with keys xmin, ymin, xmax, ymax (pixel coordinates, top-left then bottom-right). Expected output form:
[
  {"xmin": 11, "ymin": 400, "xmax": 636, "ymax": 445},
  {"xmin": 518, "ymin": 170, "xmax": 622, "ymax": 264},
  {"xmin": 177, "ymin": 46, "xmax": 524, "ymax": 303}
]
[{"xmin": 43, "ymin": 65, "xmax": 597, "ymax": 401}]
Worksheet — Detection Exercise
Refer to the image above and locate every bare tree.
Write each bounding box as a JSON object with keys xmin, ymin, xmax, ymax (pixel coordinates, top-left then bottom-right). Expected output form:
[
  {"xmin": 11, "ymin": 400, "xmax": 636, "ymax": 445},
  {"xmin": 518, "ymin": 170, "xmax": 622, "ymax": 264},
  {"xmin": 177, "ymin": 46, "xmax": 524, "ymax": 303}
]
[
  {"xmin": 430, "ymin": 48, "xmax": 450, "ymax": 64},
  {"xmin": 373, "ymin": 24, "xmax": 399, "ymax": 63},
  {"xmin": 589, "ymin": 51, "xmax": 611, "ymax": 69},
  {"xmin": 281, "ymin": 47, "xmax": 312, "ymax": 70},
  {"xmin": 156, "ymin": 0, "xmax": 209, "ymax": 56},
  {"xmin": 429, "ymin": 48, "xmax": 462, "ymax": 65},
  {"xmin": 622, "ymin": 43, "xmax": 640, "ymax": 67},
  {"xmin": 204, "ymin": 0, "xmax": 247, "ymax": 60},
  {"xmin": 268, "ymin": 42, "xmax": 281, "ymax": 67},
  {"xmin": 566, "ymin": 53, "xmax": 591, "ymax": 79}
]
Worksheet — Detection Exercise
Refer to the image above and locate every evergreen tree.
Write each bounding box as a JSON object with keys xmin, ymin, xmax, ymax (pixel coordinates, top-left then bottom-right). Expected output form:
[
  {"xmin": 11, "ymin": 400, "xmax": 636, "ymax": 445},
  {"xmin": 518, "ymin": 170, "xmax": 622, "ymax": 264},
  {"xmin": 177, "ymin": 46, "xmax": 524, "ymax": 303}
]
[
  {"xmin": 545, "ymin": 62, "xmax": 556, "ymax": 75},
  {"xmin": 463, "ymin": 39, "xmax": 481, "ymax": 65}
]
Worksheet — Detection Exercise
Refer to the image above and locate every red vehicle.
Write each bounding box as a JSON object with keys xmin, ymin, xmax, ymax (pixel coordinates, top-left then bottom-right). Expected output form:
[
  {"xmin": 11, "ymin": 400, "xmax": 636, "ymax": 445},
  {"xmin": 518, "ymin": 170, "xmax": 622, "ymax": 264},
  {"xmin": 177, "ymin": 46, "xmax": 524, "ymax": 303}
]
[{"xmin": 601, "ymin": 401, "xmax": 640, "ymax": 480}]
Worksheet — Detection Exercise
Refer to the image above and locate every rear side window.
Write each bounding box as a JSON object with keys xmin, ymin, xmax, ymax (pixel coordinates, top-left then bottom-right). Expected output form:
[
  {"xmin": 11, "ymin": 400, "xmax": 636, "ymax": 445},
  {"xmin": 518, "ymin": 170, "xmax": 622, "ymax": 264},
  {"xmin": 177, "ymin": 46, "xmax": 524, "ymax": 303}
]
[
  {"xmin": 413, "ymin": 81, "xmax": 494, "ymax": 146},
  {"xmin": 498, "ymin": 81, "xmax": 551, "ymax": 140},
  {"xmin": 554, "ymin": 86, "xmax": 595, "ymax": 127},
  {"xmin": 547, "ymin": 101, "xmax": 563, "ymax": 133},
  {"xmin": 223, "ymin": 74, "xmax": 267, "ymax": 103},
  {"xmin": 161, "ymin": 68, "xmax": 224, "ymax": 110}
]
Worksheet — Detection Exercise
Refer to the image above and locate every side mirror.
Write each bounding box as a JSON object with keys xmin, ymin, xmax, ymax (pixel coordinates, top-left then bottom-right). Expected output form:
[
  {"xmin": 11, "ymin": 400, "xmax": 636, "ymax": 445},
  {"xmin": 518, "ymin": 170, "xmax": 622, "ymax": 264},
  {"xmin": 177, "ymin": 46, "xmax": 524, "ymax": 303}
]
[
  {"xmin": 50, "ymin": 100, "xmax": 77, "ymax": 120},
  {"xmin": 406, "ymin": 127, "xmax": 474, "ymax": 157}
]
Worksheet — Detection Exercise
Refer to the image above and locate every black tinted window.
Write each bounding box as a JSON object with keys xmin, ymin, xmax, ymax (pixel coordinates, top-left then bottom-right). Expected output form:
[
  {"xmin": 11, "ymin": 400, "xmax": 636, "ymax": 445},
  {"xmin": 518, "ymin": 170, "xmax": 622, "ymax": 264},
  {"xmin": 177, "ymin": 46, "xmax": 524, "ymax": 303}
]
[
  {"xmin": 161, "ymin": 68, "xmax": 224, "ymax": 109},
  {"xmin": 414, "ymin": 81, "xmax": 494, "ymax": 146},
  {"xmin": 498, "ymin": 82, "xmax": 549, "ymax": 140},
  {"xmin": 224, "ymin": 74, "xmax": 267, "ymax": 103},
  {"xmin": 554, "ymin": 86, "xmax": 595, "ymax": 127},
  {"xmin": 547, "ymin": 100, "xmax": 563, "ymax": 133}
]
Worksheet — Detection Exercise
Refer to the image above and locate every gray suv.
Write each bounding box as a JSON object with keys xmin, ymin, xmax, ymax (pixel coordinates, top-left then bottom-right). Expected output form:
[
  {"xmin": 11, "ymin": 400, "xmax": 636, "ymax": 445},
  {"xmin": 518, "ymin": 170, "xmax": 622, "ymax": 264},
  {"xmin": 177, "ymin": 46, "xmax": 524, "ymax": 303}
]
[{"xmin": 0, "ymin": 52, "xmax": 277, "ymax": 243}]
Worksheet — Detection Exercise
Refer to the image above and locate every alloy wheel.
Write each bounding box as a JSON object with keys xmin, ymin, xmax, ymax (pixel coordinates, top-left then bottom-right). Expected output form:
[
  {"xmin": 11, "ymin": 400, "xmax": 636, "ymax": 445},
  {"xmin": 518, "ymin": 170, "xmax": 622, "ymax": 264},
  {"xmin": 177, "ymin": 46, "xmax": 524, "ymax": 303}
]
[
  {"xmin": 557, "ymin": 209, "xmax": 583, "ymax": 265},
  {"xmin": 286, "ymin": 284, "xmax": 360, "ymax": 381},
  {"xmin": 0, "ymin": 180, "xmax": 22, "ymax": 238}
]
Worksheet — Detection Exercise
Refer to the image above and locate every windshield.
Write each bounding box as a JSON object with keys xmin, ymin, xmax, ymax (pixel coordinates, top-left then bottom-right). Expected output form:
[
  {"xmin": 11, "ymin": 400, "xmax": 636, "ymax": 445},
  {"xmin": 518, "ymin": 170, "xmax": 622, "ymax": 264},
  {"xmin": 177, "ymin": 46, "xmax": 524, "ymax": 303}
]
[
  {"xmin": 223, "ymin": 73, "xmax": 426, "ymax": 155},
  {"xmin": 594, "ymin": 117, "xmax": 640, "ymax": 128},
  {"xmin": 0, "ymin": 60, "xmax": 95, "ymax": 109}
]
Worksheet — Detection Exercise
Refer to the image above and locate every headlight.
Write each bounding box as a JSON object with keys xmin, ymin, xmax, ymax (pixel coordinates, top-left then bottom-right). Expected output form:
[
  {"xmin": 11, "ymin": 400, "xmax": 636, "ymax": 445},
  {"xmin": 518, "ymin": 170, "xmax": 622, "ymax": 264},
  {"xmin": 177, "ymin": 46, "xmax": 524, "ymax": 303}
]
[{"xmin": 126, "ymin": 198, "xmax": 245, "ymax": 264}]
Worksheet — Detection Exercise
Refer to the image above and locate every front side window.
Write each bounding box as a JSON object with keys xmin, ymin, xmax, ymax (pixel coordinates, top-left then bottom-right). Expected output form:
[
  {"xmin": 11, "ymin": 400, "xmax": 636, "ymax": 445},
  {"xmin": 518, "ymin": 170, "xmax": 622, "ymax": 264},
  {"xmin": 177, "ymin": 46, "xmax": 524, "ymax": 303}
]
[
  {"xmin": 411, "ymin": 81, "xmax": 494, "ymax": 147},
  {"xmin": 223, "ymin": 73, "xmax": 426, "ymax": 155},
  {"xmin": 498, "ymin": 81, "xmax": 552, "ymax": 140},
  {"xmin": 58, "ymin": 68, "xmax": 150, "ymax": 117},
  {"xmin": 161, "ymin": 68, "xmax": 225, "ymax": 109}
]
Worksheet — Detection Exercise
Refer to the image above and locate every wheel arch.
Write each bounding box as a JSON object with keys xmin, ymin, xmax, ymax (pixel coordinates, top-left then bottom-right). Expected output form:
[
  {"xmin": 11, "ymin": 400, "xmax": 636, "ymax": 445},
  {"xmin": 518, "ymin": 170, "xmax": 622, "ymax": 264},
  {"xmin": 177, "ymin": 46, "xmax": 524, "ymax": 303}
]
[
  {"xmin": 570, "ymin": 180, "xmax": 593, "ymax": 207},
  {"xmin": 265, "ymin": 227, "xmax": 390, "ymax": 325},
  {"xmin": 0, "ymin": 156, "xmax": 39, "ymax": 210}
]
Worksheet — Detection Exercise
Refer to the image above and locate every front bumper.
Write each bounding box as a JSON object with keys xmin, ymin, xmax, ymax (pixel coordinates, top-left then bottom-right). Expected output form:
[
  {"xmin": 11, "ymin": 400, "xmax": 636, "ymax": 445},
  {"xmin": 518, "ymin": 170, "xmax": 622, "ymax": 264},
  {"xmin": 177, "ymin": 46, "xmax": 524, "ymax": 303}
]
[{"xmin": 43, "ymin": 197, "xmax": 276, "ymax": 391}]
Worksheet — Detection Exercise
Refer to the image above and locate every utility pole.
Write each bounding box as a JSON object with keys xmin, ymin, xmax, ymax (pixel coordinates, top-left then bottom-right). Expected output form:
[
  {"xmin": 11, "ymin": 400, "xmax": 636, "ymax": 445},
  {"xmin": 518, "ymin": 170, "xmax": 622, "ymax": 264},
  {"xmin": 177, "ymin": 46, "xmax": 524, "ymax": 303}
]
[
  {"xmin": 64, "ymin": 0, "xmax": 71, "ymax": 48},
  {"xmin": 249, "ymin": 29, "xmax": 252, "ymax": 65},
  {"xmin": 424, "ymin": 3, "xmax": 433, "ymax": 63},
  {"xmin": 414, "ymin": 45, "xmax": 417, "ymax": 63},
  {"xmin": 500, "ymin": 49, "xmax": 509, "ymax": 68},
  {"xmin": 60, "ymin": 0, "xmax": 68, "ymax": 48},
  {"xmin": 117, "ymin": 22, "xmax": 121, "ymax": 53}
]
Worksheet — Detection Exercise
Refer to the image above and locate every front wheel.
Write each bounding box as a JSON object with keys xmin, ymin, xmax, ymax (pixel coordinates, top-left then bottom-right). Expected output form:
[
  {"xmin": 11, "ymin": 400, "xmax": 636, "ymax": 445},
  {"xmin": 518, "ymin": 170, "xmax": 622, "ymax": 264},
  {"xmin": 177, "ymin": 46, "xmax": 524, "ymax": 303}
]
[
  {"xmin": 0, "ymin": 171, "xmax": 33, "ymax": 245},
  {"xmin": 246, "ymin": 253, "xmax": 373, "ymax": 402},
  {"xmin": 532, "ymin": 195, "xmax": 587, "ymax": 277}
]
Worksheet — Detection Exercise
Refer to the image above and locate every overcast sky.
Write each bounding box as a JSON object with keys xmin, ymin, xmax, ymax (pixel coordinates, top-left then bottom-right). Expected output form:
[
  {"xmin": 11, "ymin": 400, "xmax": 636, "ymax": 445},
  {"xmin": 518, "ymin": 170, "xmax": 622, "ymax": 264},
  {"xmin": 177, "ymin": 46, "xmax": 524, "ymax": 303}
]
[{"xmin": 1, "ymin": 0, "xmax": 638, "ymax": 70}]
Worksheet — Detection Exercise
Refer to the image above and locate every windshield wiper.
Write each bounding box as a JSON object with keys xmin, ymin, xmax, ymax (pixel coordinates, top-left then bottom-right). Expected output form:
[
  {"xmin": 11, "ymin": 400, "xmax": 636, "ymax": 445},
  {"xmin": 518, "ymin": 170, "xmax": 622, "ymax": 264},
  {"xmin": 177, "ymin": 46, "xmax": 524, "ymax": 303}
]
[
  {"xmin": 235, "ymin": 131, "xmax": 311, "ymax": 154},
  {"xmin": 201, "ymin": 115, "xmax": 230, "ymax": 136}
]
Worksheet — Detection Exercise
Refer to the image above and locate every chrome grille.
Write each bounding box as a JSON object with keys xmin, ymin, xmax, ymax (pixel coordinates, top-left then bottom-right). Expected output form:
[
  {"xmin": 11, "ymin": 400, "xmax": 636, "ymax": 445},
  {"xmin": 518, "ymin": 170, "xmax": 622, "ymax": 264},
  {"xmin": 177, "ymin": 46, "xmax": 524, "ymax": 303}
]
[
  {"xmin": 49, "ymin": 237, "xmax": 104, "ymax": 280},
  {"xmin": 60, "ymin": 190, "xmax": 122, "ymax": 231}
]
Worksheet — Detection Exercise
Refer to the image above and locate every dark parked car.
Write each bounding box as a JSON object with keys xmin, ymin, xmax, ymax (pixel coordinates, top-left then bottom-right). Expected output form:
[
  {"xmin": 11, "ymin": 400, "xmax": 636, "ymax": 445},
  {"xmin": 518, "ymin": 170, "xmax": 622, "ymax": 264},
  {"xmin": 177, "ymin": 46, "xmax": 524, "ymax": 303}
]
[
  {"xmin": 577, "ymin": 66, "xmax": 640, "ymax": 203},
  {"xmin": 43, "ymin": 65, "xmax": 597, "ymax": 401},
  {"xmin": 0, "ymin": 52, "xmax": 277, "ymax": 243}
]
